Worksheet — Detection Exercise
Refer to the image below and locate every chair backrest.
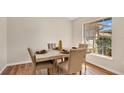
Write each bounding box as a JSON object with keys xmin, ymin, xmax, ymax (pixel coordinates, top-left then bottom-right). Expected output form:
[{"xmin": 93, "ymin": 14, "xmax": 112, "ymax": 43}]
[
  {"xmin": 68, "ymin": 48, "xmax": 86, "ymax": 74},
  {"xmin": 48, "ymin": 43, "xmax": 56, "ymax": 50},
  {"xmin": 27, "ymin": 48, "xmax": 36, "ymax": 65},
  {"xmin": 79, "ymin": 43, "xmax": 88, "ymax": 58},
  {"xmin": 79, "ymin": 43, "xmax": 88, "ymax": 49}
]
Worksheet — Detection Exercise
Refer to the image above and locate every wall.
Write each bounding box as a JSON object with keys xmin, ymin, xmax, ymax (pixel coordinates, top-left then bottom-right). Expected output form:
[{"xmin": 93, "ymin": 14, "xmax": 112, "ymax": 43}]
[
  {"xmin": 7, "ymin": 17, "xmax": 72, "ymax": 64},
  {"xmin": 72, "ymin": 17, "xmax": 124, "ymax": 74},
  {"xmin": 0, "ymin": 17, "xmax": 7, "ymax": 72}
]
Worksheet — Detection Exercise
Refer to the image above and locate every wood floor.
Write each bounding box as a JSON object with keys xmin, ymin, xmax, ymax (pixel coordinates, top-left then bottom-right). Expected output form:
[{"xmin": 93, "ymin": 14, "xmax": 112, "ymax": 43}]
[{"xmin": 1, "ymin": 62, "xmax": 114, "ymax": 75}]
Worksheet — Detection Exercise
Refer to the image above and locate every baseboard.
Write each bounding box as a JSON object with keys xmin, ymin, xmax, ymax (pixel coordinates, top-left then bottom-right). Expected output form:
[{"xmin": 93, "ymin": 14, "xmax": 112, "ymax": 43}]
[
  {"xmin": 0, "ymin": 61, "xmax": 32, "ymax": 74},
  {"xmin": 7, "ymin": 60, "xmax": 31, "ymax": 66},
  {"xmin": 107, "ymin": 69, "xmax": 123, "ymax": 75},
  {"xmin": 87, "ymin": 61, "xmax": 123, "ymax": 75},
  {"xmin": 0, "ymin": 65, "xmax": 7, "ymax": 74}
]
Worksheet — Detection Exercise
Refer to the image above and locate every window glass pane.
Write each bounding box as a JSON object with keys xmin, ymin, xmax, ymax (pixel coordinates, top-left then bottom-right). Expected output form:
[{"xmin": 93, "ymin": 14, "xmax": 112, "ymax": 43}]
[
  {"xmin": 84, "ymin": 18, "xmax": 112, "ymax": 56},
  {"xmin": 97, "ymin": 19, "xmax": 112, "ymax": 32}
]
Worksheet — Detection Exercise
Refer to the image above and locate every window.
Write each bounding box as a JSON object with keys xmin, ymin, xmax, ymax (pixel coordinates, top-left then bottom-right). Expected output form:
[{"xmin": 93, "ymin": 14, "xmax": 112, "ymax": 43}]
[{"xmin": 84, "ymin": 18, "xmax": 112, "ymax": 56}]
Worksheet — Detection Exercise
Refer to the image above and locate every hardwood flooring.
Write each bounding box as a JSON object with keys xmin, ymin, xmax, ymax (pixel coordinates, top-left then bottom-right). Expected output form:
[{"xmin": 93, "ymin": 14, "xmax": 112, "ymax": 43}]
[{"xmin": 1, "ymin": 62, "xmax": 114, "ymax": 75}]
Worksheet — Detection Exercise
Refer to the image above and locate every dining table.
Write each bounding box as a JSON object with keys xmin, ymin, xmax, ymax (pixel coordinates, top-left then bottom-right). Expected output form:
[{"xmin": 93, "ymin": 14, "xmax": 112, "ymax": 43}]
[
  {"xmin": 35, "ymin": 50, "xmax": 70, "ymax": 74},
  {"xmin": 35, "ymin": 50, "xmax": 69, "ymax": 62}
]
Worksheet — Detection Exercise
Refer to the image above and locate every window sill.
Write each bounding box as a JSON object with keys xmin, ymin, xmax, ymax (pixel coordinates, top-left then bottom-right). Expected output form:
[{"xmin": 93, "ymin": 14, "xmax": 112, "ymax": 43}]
[{"xmin": 87, "ymin": 53, "xmax": 113, "ymax": 60}]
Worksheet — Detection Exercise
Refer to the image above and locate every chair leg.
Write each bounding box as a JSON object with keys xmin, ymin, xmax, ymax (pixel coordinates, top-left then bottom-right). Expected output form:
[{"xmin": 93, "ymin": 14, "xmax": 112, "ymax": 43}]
[
  {"xmin": 32, "ymin": 70, "xmax": 35, "ymax": 75},
  {"xmin": 47, "ymin": 68, "xmax": 50, "ymax": 75},
  {"xmin": 58, "ymin": 67, "xmax": 61, "ymax": 75},
  {"xmin": 84, "ymin": 62, "xmax": 87, "ymax": 75},
  {"xmin": 32, "ymin": 68, "xmax": 36, "ymax": 75},
  {"xmin": 51, "ymin": 68, "xmax": 54, "ymax": 75},
  {"xmin": 57, "ymin": 66, "xmax": 59, "ymax": 74},
  {"xmin": 80, "ymin": 70, "xmax": 82, "ymax": 75}
]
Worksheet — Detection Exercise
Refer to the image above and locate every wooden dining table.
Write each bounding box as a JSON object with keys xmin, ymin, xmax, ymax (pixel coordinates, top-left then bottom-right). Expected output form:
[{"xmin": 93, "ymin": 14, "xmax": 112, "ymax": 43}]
[
  {"xmin": 35, "ymin": 50, "xmax": 70, "ymax": 74},
  {"xmin": 35, "ymin": 50, "xmax": 69, "ymax": 62}
]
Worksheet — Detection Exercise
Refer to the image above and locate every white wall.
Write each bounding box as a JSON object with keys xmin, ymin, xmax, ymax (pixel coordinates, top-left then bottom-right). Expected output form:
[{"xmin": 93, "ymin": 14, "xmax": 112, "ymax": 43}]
[
  {"xmin": 0, "ymin": 17, "xmax": 7, "ymax": 72},
  {"xmin": 72, "ymin": 17, "xmax": 124, "ymax": 74},
  {"xmin": 7, "ymin": 17, "xmax": 72, "ymax": 64}
]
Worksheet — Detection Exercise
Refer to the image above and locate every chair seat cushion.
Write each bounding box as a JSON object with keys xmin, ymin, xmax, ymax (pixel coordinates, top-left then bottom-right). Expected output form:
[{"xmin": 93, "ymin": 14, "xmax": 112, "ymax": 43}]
[{"xmin": 36, "ymin": 61, "xmax": 53, "ymax": 69}]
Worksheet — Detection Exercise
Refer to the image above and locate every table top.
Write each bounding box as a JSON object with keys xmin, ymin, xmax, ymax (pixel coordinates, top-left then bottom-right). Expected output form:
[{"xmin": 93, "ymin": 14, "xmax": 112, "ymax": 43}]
[{"xmin": 35, "ymin": 50, "xmax": 69, "ymax": 62}]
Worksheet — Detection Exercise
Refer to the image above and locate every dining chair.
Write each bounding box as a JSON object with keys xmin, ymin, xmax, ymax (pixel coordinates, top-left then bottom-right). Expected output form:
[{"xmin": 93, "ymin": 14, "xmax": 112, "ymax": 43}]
[
  {"xmin": 27, "ymin": 48, "xmax": 54, "ymax": 75},
  {"xmin": 79, "ymin": 43, "xmax": 88, "ymax": 74},
  {"xmin": 58, "ymin": 48, "xmax": 87, "ymax": 75},
  {"xmin": 48, "ymin": 43, "xmax": 64, "ymax": 64},
  {"xmin": 79, "ymin": 43, "xmax": 88, "ymax": 49},
  {"xmin": 48, "ymin": 43, "xmax": 56, "ymax": 50}
]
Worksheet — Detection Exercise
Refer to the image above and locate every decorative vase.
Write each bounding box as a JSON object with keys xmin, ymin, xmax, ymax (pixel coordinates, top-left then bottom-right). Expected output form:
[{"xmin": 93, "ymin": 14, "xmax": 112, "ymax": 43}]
[{"xmin": 58, "ymin": 40, "xmax": 63, "ymax": 51}]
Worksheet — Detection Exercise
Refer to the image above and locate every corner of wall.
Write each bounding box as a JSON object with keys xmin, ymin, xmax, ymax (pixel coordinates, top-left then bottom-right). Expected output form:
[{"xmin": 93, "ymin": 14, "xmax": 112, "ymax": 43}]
[{"xmin": 0, "ymin": 17, "xmax": 7, "ymax": 73}]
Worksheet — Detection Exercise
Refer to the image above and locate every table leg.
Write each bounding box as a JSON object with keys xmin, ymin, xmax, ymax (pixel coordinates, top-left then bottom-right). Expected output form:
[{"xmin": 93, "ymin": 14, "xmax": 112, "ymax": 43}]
[{"xmin": 84, "ymin": 62, "xmax": 87, "ymax": 75}]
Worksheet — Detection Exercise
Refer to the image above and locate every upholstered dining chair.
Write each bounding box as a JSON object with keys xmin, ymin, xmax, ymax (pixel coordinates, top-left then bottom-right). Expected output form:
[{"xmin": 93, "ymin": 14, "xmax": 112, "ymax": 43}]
[
  {"xmin": 48, "ymin": 43, "xmax": 56, "ymax": 50},
  {"xmin": 79, "ymin": 43, "xmax": 88, "ymax": 49},
  {"xmin": 78, "ymin": 43, "xmax": 88, "ymax": 74},
  {"xmin": 27, "ymin": 48, "xmax": 54, "ymax": 75},
  {"xmin": 58, "ymin": 48, "xmax": 87, "ymax": 75},
  {"xmin": 48, "ymin": 43, "xmax": 63, "ymax": 65}
]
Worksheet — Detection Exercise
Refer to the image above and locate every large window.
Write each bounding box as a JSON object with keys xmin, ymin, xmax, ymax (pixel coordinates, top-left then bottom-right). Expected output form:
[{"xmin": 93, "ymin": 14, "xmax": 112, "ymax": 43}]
[{"xmin": 84, "ymin": 18, "xmax": 112, "ymax": 56}]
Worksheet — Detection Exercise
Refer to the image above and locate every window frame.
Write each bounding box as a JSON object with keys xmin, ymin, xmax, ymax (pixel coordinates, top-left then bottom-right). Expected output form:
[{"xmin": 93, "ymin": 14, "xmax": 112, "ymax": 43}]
[{"xmin": 83, "ymin": 17, "xmax": 112, "ymax": 57}]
